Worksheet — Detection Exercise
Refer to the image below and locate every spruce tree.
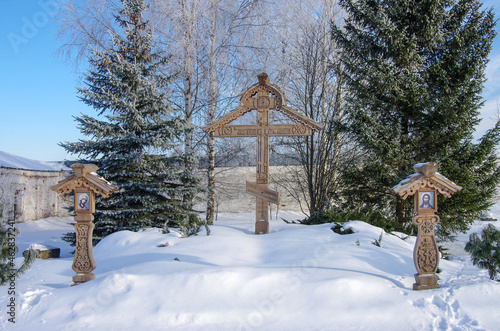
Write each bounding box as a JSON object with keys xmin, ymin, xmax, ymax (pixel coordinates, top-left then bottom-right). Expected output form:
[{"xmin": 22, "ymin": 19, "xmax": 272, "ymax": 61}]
[
  {"xmin": 332, "ymin": 0, "xmax": 499, "ymax": 239},
  {"xmin": 61, "ymin": 0, "xmax": 203, "ymax": 244}
]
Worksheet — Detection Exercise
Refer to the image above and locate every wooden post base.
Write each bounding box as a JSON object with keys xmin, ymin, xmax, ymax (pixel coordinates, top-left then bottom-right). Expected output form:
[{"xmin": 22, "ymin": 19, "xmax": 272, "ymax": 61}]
[
  {"xmin": 72, "ymin": 273, "xmax": 96, "ymax": 286},
  {"xmin": 255, "ymin": 220, "xmax": 269, "ymax": 234},
  {"xmin": 413, "ymin": 273, "xmax": 439, "ymax": 291}
]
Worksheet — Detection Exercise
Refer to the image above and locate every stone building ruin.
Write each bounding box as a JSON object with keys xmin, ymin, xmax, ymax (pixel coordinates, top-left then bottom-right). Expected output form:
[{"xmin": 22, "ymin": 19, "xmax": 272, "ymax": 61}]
[{"xmin": 0, "ymin": 151, "xmax": 71, "ymax": 223}]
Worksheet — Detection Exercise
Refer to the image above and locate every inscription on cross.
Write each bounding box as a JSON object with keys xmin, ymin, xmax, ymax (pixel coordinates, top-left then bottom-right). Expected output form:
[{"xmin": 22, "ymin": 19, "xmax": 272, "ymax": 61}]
[{"xmin": 203, "ymin": 73, "xmax": 323, "ymax": 234}]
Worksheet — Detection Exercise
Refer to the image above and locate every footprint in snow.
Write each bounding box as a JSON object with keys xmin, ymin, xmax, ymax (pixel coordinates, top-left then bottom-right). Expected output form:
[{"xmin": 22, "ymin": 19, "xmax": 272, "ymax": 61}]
[
  {"xmin": 19, "ymin": 289, "xmax": 50, "ymax": 312},
  {"xmin": 412, "ymin": 290, "xmax": 484, "ymax": 330}
]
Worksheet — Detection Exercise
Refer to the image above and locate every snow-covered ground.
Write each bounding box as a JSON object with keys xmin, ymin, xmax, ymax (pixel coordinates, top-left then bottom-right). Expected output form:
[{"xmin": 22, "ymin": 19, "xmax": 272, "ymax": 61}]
[{"xmin": 1, "ymin": 209, "xmax": 499, "ymax": 330}]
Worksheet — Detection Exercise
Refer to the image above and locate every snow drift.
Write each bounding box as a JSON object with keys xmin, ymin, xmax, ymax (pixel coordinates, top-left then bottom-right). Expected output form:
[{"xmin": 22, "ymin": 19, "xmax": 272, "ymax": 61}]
[{"xmin": 1, "ymin": 211, "xmax": 499, "ymax": 330}]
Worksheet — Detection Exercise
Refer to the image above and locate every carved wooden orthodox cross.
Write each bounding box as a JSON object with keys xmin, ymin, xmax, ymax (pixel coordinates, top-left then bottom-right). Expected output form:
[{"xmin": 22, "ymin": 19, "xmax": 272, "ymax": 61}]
[{"xmin": 203, "ymin": 73, "xmax": 323, "ymax": 234}]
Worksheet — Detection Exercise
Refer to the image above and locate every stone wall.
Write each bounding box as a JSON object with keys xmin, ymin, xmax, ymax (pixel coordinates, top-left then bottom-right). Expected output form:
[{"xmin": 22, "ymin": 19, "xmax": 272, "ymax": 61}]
[
  {"xmin": 0, "ymin": 165, "xmax": 307, "ymax": 222},
  {"xmin": 0, "ymin": 168, "xmax": 72, "ymax": 223}
]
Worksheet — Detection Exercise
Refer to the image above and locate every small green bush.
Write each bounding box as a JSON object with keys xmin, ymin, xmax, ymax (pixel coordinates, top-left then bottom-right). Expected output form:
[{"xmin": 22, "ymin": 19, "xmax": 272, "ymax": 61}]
[
  {"xmin": 301, "ymin": 208, "xmax": 398, "ymax": 234},
  {"xmin": 331, "ymin": 223, "xmax": 355, "ymax": 235},
  {"xmin": 372, "ymin": 231, "xmax": 384, "ymax": 247},
  {"xmin": 177, "ymin": 214, "xmax": 210, "ymax": 237},
  {"xmin": 465, "ymin": 224, "xmax": 500, "ymax": 281}
]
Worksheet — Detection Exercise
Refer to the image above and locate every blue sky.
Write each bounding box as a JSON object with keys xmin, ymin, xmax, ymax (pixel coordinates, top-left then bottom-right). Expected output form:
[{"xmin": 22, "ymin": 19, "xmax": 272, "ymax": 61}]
[
  {"xmin": 1, "ymin": 0, "xmax": 500, "ymax": 162},
  {"xmin": 1, "ymin": 0, "xmax": 90, "ymax": 161}
]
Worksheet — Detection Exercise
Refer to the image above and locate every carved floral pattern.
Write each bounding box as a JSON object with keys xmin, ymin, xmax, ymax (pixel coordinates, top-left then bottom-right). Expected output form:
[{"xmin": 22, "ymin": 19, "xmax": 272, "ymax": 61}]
[
  {"xmin": 202, "ymin": 76, "xmax": 322, "ymax": 133},
  {"xmin": 414, "ymin": 215, "xmax": 440, "ymax": 234},
  {"xmin": 242, "ymin": 84, "xmax": 283, "ymax": 110},
  {"xmin": 73, "ymin": 223, "xmax": 93, "ymax": 273},
  {"xmin": 421, "ymin": 222, "xmax": 435, "ymax": 234},
  {"xmin": 413, "ymin": 215, "xmax": 440, "ymax": 275},
  {"xmin": 292, "ymin": 124, "xmax": 307, "ymax": 135},
  {"xmin": 416, "ymin": 237, "xmax": 438, "ymax": 273}
]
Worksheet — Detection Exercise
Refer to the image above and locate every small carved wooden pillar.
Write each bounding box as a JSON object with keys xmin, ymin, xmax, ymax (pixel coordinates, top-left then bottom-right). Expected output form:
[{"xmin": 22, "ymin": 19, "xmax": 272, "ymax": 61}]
[
  {"xmin": 394, "ymin": 162, "xmax": 462, "ymax": 290},
  {"xmin": 52, "ymin": 163, "xmax": 118, "ymax": 285},
  {"xmin": 202, "ymin": 73, "xmax": 323, "ymax": 234}
]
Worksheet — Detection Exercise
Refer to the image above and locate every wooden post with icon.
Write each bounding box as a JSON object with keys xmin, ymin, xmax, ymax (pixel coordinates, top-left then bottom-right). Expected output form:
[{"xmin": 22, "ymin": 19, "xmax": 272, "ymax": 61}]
[
  {"xmin": 393, "ymin": 162, "xmax": 462, "ymax": 290},
  {"xmin": 203, "ymin": 73, "xmax": 323, "ymax": 234},
  {"xmin": 52, "ymin": 163, "xmax": 118, "ymax": 285}
]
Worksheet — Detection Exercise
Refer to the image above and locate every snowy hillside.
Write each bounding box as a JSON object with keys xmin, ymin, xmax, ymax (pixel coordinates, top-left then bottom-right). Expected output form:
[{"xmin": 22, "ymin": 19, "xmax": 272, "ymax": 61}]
[{"xmin": 1, "ymin": 211, "xmax": 499, "ymax": 330}]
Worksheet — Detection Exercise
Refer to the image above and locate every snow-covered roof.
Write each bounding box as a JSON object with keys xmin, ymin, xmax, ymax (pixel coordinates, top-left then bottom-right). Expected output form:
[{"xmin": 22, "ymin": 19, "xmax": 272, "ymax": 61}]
[
  {"xmin": 0, "ymin": 151, "xmax": 70, "ymax": 172},
  {"xmin": 393, "ymin": 162, "xmax": 462, "ymax": 199},
  {"xmin": 52, "ymin": 163, "xmax": 118, "ymax": 198}
]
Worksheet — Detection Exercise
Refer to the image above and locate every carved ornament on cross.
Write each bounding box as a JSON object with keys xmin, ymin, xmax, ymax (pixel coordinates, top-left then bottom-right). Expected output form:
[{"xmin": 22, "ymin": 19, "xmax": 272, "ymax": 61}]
[{"xmin": 203, "ymin": 73, "xmax": 323, "ymax": 234}]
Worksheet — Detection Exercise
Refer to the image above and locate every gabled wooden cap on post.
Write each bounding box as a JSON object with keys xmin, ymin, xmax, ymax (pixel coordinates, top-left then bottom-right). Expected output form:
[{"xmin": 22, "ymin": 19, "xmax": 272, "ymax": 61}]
[
  {"xmin": 393, "ymin": 162, "xmax": 462, "ymax": 200},
  {"xmin": 52, "ymin": 163, "xmax": 118, "ymax": 198}
]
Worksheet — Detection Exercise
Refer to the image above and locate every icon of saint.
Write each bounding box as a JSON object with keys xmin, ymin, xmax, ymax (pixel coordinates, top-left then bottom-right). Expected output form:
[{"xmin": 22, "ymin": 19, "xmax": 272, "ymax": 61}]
[
  {"xmin": 78, "ymin": 194, "xmax": 89, "ymax": 210},
  {"xmin": 420, "ymin": 193, "xmax": 434, "ymax": 209}
]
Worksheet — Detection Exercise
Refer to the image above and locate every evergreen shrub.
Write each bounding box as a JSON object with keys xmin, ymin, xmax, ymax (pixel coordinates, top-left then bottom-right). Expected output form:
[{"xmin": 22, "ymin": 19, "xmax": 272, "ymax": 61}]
[
  {"xmin": 60, "ymin": 0, "xmax": 205, "ymax": 245},
  {"xmin": 330, "ymin": 223, "xmax": 354, "ymax": 235},
  {"xmin": 302, "ymin": 208, "xmax": 399, "ymax": 234},
  {"xmin": 332, "ymin": 0, "xmax": 500, "ymax": 240},
  {"xmin": 465, "ymin": 223, "xmax": 500, "ymax": 281},
  {"xmin": 0, "ymin": 207, "xmax": 36, "ymax": 286}
]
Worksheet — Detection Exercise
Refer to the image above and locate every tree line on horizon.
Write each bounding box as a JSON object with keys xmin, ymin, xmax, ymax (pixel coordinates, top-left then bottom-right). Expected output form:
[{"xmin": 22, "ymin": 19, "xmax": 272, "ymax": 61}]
[{"xmin": 55, "ymin": 0, "xmax": 499, "ymax": 245}]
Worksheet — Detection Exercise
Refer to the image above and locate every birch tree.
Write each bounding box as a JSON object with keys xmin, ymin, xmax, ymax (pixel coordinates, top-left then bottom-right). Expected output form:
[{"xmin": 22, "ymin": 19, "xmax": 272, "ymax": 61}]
[
  {"xmin": 55, "ymin": 0, "xmax": 120, "ymax": 67},
  {"xmin": 198, "ymin": 0, "xmax": 265, "ymax": 224},
  {"xmin": 54, "ymin": 0, "xmax": 354, "ymax": 221},
  {"xmin": 151, "ymin": 0, "xmax": 268, "ymax": 223},
  {"xmin": 269, "ymin": 0, "xmax": 352, "ymax": 216}
]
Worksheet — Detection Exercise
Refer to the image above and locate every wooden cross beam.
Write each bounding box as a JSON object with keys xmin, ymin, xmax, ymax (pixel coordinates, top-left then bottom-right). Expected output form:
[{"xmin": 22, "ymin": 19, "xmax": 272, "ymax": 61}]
[{"xmin": 203, "ymin": 73, "xmax": 323, "ymax": 234}]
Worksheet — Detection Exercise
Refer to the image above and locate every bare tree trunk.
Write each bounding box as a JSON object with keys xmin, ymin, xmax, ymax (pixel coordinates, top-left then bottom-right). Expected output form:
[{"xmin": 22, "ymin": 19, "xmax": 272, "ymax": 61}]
[
  {"xmin": 181, "ymin": 0, "xmax": 196, "ymax": 162},
  {"xmin": 332, "ymin": 59, "xmax": 343, "ymax": 194},
  {"xmin": 205, "ymin": 0, "xmax": 221, "ymax": 225}
]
